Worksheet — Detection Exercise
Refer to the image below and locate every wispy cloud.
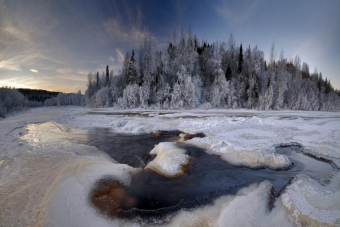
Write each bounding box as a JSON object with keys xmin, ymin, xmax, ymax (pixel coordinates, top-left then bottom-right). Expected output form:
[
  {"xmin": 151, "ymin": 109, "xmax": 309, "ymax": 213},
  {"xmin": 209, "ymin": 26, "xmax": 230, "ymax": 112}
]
[
  {"xmin": 103, "ymin": 18, "xmax": 147, "ymax": 44},
  {"xmin": 30, "ymin": 69, "xmax": 38, "ymax": 73},
  {"xmin": 216, "ymin": 0, "xmax": 260, "ymax": 24},
  {"xmin": 1, "ymin": 23, "xmax": 30, "ymax": 42},
  {"xmin": 56, "ymin": 68, "xmax": 73, "ymax": 74},
  {"xmin": 103, "ymin": 6, "xmax": 149, "ymax": 45},
  {"xmin": 77, "ymin": 70, "xmax": 89, "ymax": 75},
  {"xmin": 0, "ymin": 80, "xmax": 33, "ymax": 89},
  {"xmin": 0, "ymin": 60, "xmax": 22, "ymax": 71},
  {"xmin": 54, "ymin": 74, "xmax": 87, "ymax": 82},
  {"xmin": 108, "ymin": 56, "xmax": 115, "ymax": 63},
  {"xmin": 116, "ymin": 49, "xmax": 124, "ymax": 63}
]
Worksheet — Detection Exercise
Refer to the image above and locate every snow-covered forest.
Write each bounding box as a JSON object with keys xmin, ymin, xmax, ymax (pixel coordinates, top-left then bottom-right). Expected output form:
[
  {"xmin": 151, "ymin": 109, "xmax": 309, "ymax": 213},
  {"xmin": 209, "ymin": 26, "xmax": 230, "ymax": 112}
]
[
  {"xmin": 0, "ymin": 87, "xmax": 84, "ymax": 118},
  {"xmin": 85, "ymin": 30, "xmax": 340, "ymax": 111}
]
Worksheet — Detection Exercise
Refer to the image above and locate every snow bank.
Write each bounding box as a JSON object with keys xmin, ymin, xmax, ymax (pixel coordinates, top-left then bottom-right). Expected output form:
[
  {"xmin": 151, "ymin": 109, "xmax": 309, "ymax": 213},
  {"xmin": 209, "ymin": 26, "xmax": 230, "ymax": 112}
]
[
  {"xmin": 281, "ymin": 173, "xmax": 340, "ymax": 226},
  {"xmin": 220, "ymin": 150, "xmax": 291, "ymax": 169},
  {"xmin": 146, "ymin": 142, "xmax": 189, "ymax": 177},
  {"xmin": 176, "ymin": 114, "xmax": 340, "ymax": 169},
  {"xmin": 46, "ymin": 160, "xmax": 141, "ymax": 227},
  {"xmin": 164, "ymin": 182, "xmax": 295, "ymax": 227},
  {"xmin": 110, "ymin": 119, "xmax": 148, "ymax": 134}
]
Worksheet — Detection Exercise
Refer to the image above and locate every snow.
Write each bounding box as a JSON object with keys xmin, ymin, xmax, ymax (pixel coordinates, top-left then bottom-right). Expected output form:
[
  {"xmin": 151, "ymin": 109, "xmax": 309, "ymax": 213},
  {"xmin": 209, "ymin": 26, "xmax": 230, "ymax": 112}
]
[
  {"xmin": 164, "ymin": 182, "xmax": 295, "ymax": 227},
  {"xmin": 1, "ymin": 107, "xmax": 340, "ymax": 226},
  {"xmin": 145, "ymin": 142, "xmax": 189, "ymax": 177},
  {"xmin": 281, "ymin": 173, "xmax": 340, "ymax": 226},
  {"xmin": 46, "ymin": 160, "xmax": 140, "ymax": 227}
]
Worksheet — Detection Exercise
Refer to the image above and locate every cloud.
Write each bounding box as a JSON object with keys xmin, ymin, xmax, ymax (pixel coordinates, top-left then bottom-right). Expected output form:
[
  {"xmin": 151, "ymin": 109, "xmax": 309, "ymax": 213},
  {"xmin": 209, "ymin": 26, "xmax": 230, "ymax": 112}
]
[
  {"xmin": 216, "ymin": 0, "xmax": 260, "ymax": 24},
  {"xmin": 108, "ymin": 56, "xmax": 115, "ymax": 63},
  {"xmin": 0, "ymin": 60, "xmax": 22, "ymax": 71},
  {"xmin": 30, "ymin": 69, "xmax": 38, "ymax": 73},
  {"xmin": 77, "ymin": 70, "xmax": 89, "ymax": 75},
  {"xmin": 0, "ymin": 80, "xmax": 33, "ymax": 89},
  {"xmin": 1, "ymin": 24, "xmax": 30, "ymax": 41},
  {"xmin": 56, "ymin": 68, "xmax": 73, "ymax": 74},
  {"xmin": 0, "ymin": 23, "xmax": 62, "ymax": 73},
  {"xmin": 54, "ymin": 74, "xmax": 87, "ymax": 82},
  {"xmin": 103, "ymin": 7, "xmax": 149, "ymax": 45},
  {"xmin": 103, "ymin": 18, "xmax": 147, "ymax": 44},
  {"xmin": 116, "ymin": 49, "xmax": 124, "ymax": 63}
]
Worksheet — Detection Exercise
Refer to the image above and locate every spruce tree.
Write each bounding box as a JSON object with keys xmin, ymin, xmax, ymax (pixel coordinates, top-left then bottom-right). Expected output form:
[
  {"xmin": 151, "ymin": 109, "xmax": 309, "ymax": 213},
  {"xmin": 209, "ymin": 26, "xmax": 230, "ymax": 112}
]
[
  {"xmin": 225, "ymin": 64, "xmax": 232, "ymax": 81},
  {"xmin": 106, "ymin": 65, "xmax": 109, "ymax": 86},
  {"xmin": 238, "ymin": 44, "xmax": 243, "ymax": 74},
  {"xmin": 96, "ymin": 71, "xmax": 99, "ymax": 89}
]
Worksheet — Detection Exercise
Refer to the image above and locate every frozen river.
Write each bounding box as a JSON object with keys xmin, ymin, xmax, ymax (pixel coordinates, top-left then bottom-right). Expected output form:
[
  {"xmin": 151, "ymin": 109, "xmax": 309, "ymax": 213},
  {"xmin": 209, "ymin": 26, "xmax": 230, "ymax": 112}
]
[{"xmin": 1, "ymin": 107, "xmax": 340, "ymax": 226}]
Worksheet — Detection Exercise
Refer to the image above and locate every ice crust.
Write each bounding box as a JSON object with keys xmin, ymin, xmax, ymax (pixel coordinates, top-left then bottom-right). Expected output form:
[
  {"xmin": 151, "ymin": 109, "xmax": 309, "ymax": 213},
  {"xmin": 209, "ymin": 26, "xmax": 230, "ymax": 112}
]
[
  {"xmin": 46, "ymin": 160, "xmax": 140, "ymax": 227},
  {"xmin": 1, "ymin": 107, "xmax": 340, "ymax": 226},
  {"xmin": 146, "ymin": 142, "xmax": 189, "ymax": 177},
  {"xmin": 164, "ymin": 182, "xmax": 295, "ymax": 227},
  {"xmin": 281, "ymin": 173, "xmax": 340, "ymax": 226},
  {"xmin": 220, "ymin": 150, "xmax": 291, "ymax": 169}
]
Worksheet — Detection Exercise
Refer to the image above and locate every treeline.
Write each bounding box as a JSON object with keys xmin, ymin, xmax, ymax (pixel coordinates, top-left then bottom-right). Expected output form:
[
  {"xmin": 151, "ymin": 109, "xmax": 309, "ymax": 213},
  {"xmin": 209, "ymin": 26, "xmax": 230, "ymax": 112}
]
[
  {"xmin": 84, "ymin": 29, "xmax": 339, "ymax": 111},
  {"xmin": 0, "ymin": 87, "xmax": 84, "ymax": 118},
  {"xmin": 43, "ymin": 91, "xmax": 84, "ymax": 107},
  {"xmin": 17, "ymin": 88, "xmax": 60, "ymax": 103}
]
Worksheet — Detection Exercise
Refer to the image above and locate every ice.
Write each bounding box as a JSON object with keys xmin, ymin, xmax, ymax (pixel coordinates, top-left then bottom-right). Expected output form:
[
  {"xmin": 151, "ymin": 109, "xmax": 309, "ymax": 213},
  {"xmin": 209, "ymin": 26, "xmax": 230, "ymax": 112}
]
[
  {"xmin": 46, "ymin": 160, "xmax": 140, "ymax": 227},
  {"xmin": 146, "ymin": 142, "xmax": 189, "ymax": 177},
  {"xmin": 1, "ymin": 107, "xmax": 340, "ymax": 226},
  {"xmin": 164, "ymin": 182, "xmax": 295, "ymax": 227},
  {"xmin": 281, "ymin": 173, "xmax": 340, "ymax": 226},
  {"xmin": 220, "ymin": 150, "xmax": 291, "ymax": 169}
]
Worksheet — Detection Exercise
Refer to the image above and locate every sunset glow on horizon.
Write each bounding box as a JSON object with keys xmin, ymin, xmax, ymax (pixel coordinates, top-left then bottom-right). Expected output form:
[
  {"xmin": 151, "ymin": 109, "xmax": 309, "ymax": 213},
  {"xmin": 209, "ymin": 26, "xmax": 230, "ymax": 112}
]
[{"xmin": 0, "ymin": 0, "xmax": 339, "ymax": 93}]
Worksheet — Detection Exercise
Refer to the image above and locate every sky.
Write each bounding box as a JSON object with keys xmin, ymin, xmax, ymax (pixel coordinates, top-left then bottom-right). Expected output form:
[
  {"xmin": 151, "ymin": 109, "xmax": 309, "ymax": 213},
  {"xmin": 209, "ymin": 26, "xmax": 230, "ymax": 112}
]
[{"xmin": 0, "ymin": 0, "xmax": 339, "ymax": 93}]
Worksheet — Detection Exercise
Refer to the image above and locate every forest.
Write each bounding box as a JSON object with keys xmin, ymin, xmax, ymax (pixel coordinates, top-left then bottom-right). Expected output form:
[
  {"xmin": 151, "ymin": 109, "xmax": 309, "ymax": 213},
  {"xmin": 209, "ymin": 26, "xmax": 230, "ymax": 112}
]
[
  {"xmin": 0, "ymin": 87, "xmax": 84, "ymax": 118},
  {"xmin": 85, "ymin": 29, "xmax": 340, "ymax": 111}
]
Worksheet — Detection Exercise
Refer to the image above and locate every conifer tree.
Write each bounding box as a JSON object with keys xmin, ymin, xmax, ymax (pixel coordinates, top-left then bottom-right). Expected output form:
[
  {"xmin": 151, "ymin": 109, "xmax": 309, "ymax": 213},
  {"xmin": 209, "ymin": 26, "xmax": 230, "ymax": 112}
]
[
  {"xmin": 106, "ymin": 65, "xmax": 109, "ymax": 86},
  {"xmin": 96, "ymin": 71, "xmax": 100, "ymax": 90},
  {"xmin": 226, "ymin": 64, "xmax": 232, "ymax": 81},
  {"xmin": 238, "ymin": 44, "xmax": 243, "ymax": 74}
]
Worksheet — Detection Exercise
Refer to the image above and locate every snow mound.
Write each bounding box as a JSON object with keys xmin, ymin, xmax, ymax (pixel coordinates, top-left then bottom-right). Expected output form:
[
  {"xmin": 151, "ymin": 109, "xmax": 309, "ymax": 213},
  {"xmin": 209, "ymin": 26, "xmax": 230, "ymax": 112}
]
[
  {"xmin": 164, "ymin": 181, "xmax": 294, "ymax": 227},
  {"xmin": 110, "ymin": 119, "xmax": 148, "ymax": 134},
  {"xmin": 146, "ymin": 142, "xmax": 189, "ymax": 177},
  {"xmin": 220, "ymin": 150, "xmax": 291, "ymax": 169},
  {"xmin": 110, "ymin": 119, "xmax": 128, "ymax": 127},
  {"xmin": 47, "ymin": 160, "xmax": 140, "ymax": 227},
  {"xmin": 281, "ymin": 173, "xmax": 340, "ymax": 226},
  {"xmin": 187, "ymin": 138, "xmax": 292, "ymax": 169}
]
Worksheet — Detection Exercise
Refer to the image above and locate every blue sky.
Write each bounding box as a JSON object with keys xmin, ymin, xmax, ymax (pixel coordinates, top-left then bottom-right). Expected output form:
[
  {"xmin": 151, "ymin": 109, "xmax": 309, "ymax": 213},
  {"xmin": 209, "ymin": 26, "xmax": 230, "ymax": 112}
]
[{"xmin": 0, "ymin": 0, "xmax": 339, "ymax": 93}]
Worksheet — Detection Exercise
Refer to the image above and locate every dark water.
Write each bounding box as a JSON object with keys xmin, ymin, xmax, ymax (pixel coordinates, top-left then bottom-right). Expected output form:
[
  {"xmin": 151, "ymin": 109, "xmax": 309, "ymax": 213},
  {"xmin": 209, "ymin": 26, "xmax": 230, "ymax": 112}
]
[{"xmin": 72, "ymin": 128, "xmax": 336, "ymax": 222}]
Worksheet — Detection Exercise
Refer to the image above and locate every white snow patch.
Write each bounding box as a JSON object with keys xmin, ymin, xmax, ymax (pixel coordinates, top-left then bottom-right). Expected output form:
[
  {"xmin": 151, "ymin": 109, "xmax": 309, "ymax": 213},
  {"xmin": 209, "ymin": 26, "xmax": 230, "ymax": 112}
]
[
  {"xmin": 146, "ymin": 142, "xmax": 189, "ymax": 177},
  {"xmin": 164, "ymin": 182, "xmax": 295, "ymax": 227},
  {"xmin": 281, "ymin": 173, "xmax": 340, "ymax": 226},
  {"xmin": 46, "ymin": 160, "xmax": 140, "ymax": 227},
  {"xmin": 220, "ymin": 150, "xmax": 291, "ymax": 169}
]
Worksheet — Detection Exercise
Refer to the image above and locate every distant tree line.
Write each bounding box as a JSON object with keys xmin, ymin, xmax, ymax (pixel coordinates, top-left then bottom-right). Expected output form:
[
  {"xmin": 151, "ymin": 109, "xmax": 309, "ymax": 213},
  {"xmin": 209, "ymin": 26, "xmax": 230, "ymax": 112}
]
[
  {"xmin": 0, "ymin": 87, "xmax": 84, "ymax": 118},
  {"xmin": 44, "ymin": 91, "xmax": 84, "ymax": 107},
  {"xmin": 17, "ymin": 88, "xmax": 60, "ymax": 103},
  {"xmin": 84, "ymin": 29, "xmax": 340, "ymax": 111}
]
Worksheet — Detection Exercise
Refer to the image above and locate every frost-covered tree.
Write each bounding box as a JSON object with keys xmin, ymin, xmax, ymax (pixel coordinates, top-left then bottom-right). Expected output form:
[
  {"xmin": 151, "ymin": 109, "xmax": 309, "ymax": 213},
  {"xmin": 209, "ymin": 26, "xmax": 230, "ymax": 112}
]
[
  {"xmin": 171, "ymin": 65, "xmax": 201, "ymax": 109},
  {"xmin": 211, "ymin": 68, "xmax": 229, "ymax": 108},
  {"xmin": 83, "ymin": 27, "xmax": 340, "ymax": 111}
]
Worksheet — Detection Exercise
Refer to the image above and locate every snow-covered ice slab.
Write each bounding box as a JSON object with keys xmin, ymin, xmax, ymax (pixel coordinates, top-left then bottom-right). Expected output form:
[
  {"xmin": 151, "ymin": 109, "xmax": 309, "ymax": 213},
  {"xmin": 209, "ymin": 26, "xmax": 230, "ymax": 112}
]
[
  {"xmin": 146, "ymin": 142, "xmax": 189, "ymax": 177},
  {"xmin": 282, "ymin": 173, "xmax": 340, "ymax": 226}
]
